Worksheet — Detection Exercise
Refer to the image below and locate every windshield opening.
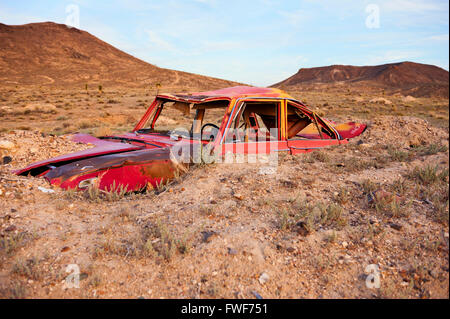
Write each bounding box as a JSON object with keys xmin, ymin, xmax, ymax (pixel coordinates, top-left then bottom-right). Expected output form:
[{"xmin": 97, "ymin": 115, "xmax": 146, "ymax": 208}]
[{"xmin": 138, "ymin": 99, "xmax": 229, "ymax": 140}]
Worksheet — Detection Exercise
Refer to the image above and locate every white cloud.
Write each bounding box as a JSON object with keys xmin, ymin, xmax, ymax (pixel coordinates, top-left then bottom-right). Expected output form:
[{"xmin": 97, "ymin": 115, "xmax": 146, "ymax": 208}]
[
  {"xmin": 146, "ymin": 30, "xmax": 176, "ymax": 52},
  {"xmin": 365, "ymin": 50, "xmax": 423, "ymax": 65},
  {"xmin": 429, "ymin": 34, "xmax": 449, "ymax": 41}
]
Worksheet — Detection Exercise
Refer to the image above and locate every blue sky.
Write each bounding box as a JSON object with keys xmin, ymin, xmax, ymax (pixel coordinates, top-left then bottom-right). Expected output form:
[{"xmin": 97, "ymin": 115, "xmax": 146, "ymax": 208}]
[{"xmin": 1, "ymin": 0, "xmax": 448, "ymax": 86}]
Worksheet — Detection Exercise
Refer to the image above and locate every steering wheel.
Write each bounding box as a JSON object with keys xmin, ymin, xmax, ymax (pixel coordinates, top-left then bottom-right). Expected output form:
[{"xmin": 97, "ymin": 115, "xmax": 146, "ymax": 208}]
[{"xmin": 201, "ymin": 123, "xmax": 220, "ymax": 141}]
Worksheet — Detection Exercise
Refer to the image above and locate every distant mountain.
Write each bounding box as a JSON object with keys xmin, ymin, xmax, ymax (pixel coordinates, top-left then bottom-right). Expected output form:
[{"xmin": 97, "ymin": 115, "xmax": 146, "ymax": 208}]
[
  {"xmin": 272, "ymin": 62, "xmax": 449, "ymax": 97},
  {"xmin": 0, "ymin": 22, "xmax": 239, "ymax": 89}
]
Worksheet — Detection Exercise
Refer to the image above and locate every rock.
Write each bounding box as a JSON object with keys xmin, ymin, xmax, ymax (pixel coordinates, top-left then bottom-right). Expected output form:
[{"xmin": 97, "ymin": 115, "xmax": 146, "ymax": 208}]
[
  {"xmin": 0, "ymin": 140, "xmax": 15, "ymax": 150},
  {"xmin": 402, "ymin": 95, "xmax": 416, "ymax": 103},
  {"xmin": 369, "ymin": 97, "xmax": 392, "ymax": 105},
  {"xmin": 5, "ymin": 225, "xmax": 17, "ymax": 232},
  {"xmin": 61, "ymin": 246, "xmax": 70, "ymax": 252},
  {"xmin": 408, "ymin": 136, "xmax": 421, "ymax": 147},
  {"xmin": 251, "ymin": 290, "xmax": 263, "ymax": 299},
  {"xmin": 342, "ymin": 241, "xmax": 348, "ymax": 248},
  {"xmin": 227, "ymin": 247, "xmax": 237, "ymax": 255},
  {"xmin": 280, "ymin": 180, "xmax": 298, "ymax": 188},
  {"xmin": 389, "ymin": 223, "xmax": 403, "ymax": 231},
  {"xmin": 2, "ymin": 156, "xmax": 12, "ymax": 164},
  {"xmin": 286, "ymin": 247, "xmax": 295, "ymax": 253},
  {"xmin": 233, "ymin": 193, "xmax": 244, "ymax": 200},
  {"xmin": 293, "ymin": 221, "xmax": 310, "ymax": 236},
  {"xmin": 37, "ymin": 186, "xmax": 55, "ymax": 193},
  {"xmin": 201, "ymin": 231, "xmax": 218, "ymax": 243},
  {"xmin": 258, "ymin": 272, "xmax": 270, "ymax": 285}
]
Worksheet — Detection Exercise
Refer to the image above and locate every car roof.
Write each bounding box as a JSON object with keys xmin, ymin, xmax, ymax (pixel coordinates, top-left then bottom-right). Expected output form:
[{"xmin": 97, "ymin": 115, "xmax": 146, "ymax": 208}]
[{"xmin": 157, "ymin": 86, "xmax": 295, "ymax": 103}]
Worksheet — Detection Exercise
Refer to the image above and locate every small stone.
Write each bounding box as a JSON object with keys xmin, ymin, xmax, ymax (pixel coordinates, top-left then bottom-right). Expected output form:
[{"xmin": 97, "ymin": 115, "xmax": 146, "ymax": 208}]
[
  {"xmin": 201, "ymin": 231, "xmax": 218, "ymax": 243},
  {"xmin": 2, "ymin": 156, "xmax": 12, "ymax": 164},
  {"xmin": 61, "ymin": 246, "xmax": 70, "ymax": 252},
  {"xmin": 227, "ymin": 247, "xmax": 237, "ymax": 255},
  {"xmin": 294, "ymin": 221, "xmax": 310, "ymax": 236},
  {"xmin": 389, "ymin": 223, "xmax": 403, "ymax": 231},
  {"xmin": 251, "ymin": 290, "xmax": 263, "ymax": 299},
  {"xmin": 0, "ymin": 140, "xmax": 15, "ymax": 150},
  {"xmin": 286, "ymin": 247, "xmax": 295, "ymax": 253},
  {"xmin": 5, "ymin": 225, "xmax": 17, "ymax": 232},
  {"xmin": 259, "ymin": 272, "xmax": 270, "ymax": 285},
  {"xmin": 233, "ymin": 193, "xmax": 244, "ymax": 200},
  {"xmin": 342, "ymin": 241, "xmax": 348, "ymax": 248}
]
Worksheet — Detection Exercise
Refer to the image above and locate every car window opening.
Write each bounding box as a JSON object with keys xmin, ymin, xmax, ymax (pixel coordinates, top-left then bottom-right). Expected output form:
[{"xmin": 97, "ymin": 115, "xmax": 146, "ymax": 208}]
[
  {"xmin": 286, "ymin": 102, "xmax": 334, "ymax": 140},
  {"xmin": 226, "ymin": 101, "xmax": 279, "ymax": 143}
]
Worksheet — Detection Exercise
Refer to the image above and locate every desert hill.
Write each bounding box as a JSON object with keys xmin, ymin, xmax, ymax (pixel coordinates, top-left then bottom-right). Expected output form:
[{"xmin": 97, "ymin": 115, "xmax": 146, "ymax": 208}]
[
  {"xmin": 272, "ymin": 61, "xmax": 449, "ymax": 97},
  {"xmin": 0, "ymin": 22, "xmax": 238, "ymax": 89}
]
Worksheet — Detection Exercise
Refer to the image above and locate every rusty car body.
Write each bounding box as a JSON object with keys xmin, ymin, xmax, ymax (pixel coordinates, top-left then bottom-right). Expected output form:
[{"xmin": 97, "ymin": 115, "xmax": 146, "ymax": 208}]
[{"xmin": 16, "ymin": 86, "xmax": 367, "ymax": 191}]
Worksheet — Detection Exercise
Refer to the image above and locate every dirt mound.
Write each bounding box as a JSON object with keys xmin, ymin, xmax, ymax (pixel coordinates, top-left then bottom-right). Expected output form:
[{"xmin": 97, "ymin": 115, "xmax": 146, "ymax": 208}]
[
  {"xmin": 0, "ymin": 116, "xmax": 448, "ymax": 299},
  {"xmin": 272, "ymin": 62, "xmax": 449, "ymax": 98},
  {"xmin": 0, "ymin": 130, "xmax": 92, "ymax": 170},
  {"xmin": 0, "ymin": 130, "xmax": 93, "ymax": 198},
  {"xmin": 0, "ymin": 22, "xmax": 239, "ymax": 90},
  {"xmin": 359, "ymin": 116, "xmax": 449, "ymax": 148},
  {"xmin": 369, "ymin": 97, "xmax": 392, "ymax": 105}
]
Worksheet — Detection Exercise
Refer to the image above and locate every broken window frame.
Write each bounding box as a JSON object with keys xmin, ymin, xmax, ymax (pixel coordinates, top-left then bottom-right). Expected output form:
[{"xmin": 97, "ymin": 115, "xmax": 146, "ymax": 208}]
[{"xmin": 222, "ymin": 98, "xmax": 282, "ymax": 144}]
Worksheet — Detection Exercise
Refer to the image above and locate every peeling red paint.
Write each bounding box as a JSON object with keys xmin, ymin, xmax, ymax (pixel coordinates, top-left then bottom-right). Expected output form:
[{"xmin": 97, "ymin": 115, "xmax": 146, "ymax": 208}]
[{"xmin": 16, "ymin": 86, "xmax": 367, "ymax": 192}]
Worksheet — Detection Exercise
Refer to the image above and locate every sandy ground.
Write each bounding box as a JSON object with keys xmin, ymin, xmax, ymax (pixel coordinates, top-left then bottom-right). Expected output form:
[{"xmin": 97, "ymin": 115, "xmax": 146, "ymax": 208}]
[{"xmin": 0, "ymin": 89, "xmax": 448, "ymax": 299}]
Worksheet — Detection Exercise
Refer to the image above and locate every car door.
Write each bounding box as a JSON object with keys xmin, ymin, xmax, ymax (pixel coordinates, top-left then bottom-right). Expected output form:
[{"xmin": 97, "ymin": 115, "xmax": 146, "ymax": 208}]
[
  {"xmin": 285, "ymin": 100, "xmax": 342, "ymax": 154},
  {"xmin": 218, "ymin": 99, "xmax": 289, "ymax": 156}
]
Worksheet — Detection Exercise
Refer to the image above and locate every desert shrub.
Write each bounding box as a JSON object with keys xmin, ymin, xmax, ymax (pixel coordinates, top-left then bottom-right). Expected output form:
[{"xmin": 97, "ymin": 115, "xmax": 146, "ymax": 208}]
[{"xmin": 406, "ymin": 165, "xmax": 448, "ymax": 185}]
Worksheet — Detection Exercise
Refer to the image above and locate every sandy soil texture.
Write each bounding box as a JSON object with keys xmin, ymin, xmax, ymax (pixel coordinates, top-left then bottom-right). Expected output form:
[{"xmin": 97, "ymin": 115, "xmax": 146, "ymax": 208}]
[{"xmin": 0, "ymin": 89, "xmax": 448, "ymax": 299}]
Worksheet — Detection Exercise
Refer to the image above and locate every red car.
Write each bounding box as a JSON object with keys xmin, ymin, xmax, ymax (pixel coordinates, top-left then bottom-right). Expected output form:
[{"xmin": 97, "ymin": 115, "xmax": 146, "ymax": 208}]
[{"xmin": 16, "ymin": 86, "xmax": 366, "ymax": 191}]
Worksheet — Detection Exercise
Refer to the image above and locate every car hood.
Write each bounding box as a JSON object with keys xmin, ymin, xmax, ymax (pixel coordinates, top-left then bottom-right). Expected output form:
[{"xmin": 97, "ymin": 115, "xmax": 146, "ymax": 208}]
[{"xmin": 15, "ymin": 133, "xmax": 143, "ymax": 176}]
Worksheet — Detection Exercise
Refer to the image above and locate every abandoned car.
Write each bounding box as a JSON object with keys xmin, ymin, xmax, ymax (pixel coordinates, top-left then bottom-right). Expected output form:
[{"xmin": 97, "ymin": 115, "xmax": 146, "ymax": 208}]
[{"xmin": 16, "ymin": 86, "xmax": 367, "ymax": 191}]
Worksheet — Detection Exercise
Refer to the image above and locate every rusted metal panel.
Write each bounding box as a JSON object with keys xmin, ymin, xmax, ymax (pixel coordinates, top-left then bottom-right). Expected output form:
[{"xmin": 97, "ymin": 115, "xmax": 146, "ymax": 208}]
[
  {"xmin": 15, "ymin": 86, "xmax": 367, "ymax": 192},
  {"xmin": 45, "ymin": 148, "xmax": 185, "ymax": 191}
]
